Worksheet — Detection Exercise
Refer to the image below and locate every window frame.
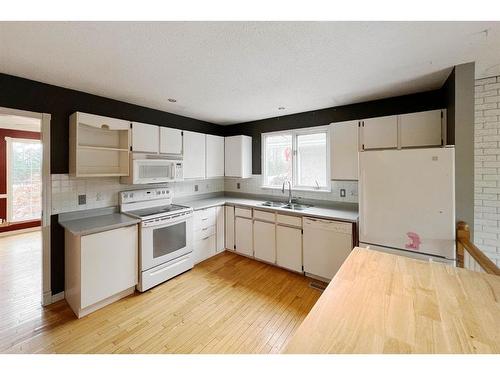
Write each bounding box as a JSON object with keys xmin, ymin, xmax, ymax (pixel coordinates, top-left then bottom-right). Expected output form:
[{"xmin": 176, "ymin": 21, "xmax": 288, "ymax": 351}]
[{"xmin": 261, "ymin": 125, "xmax": 331, "ymax": 192}]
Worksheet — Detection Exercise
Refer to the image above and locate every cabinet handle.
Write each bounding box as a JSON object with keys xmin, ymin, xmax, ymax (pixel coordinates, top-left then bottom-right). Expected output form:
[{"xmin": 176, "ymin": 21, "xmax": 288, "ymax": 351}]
[
  {"xmin": 202, "ymin": 236, "xmax": 210, "ymax": 241},
  {"xmin": 202, "ymin": 218, "xmax": 208, "ymax": 221},
  {"xmin": 202, "ymin": 227, "xmax": 208, "ymax": 231}
]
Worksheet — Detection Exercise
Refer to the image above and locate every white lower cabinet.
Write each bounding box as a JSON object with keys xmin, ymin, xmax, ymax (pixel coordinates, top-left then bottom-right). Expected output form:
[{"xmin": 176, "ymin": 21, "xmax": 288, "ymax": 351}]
[
  {"xmin": 276, "ymin": 225, "xmax": 303, "ymax": 273},
  {"xmin": 65, "ymin": 225, "xmax": 138, "ymax": 318},
  {"xmin": 253, "ymin": 220, "xmax": 276, "ymax": 263},
  {"xmin": 193, "ymin": 207, "xmax": 217, "ymax": 264},
  {"xmin": 235, "ymin": 217, "xmax": 253, "ymax": 256}
]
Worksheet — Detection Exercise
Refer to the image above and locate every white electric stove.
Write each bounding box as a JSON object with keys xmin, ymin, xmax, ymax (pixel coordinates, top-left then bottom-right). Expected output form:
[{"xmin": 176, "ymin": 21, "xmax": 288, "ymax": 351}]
[{"xmin": 120, "ymin": 188, "xmax": 194, "ymax": 292}]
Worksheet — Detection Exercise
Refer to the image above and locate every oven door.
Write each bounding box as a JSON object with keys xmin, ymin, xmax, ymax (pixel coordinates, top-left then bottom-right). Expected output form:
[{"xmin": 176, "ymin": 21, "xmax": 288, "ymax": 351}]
[{"xmin": 140, "ymin": 214, "xmax": 193, "ymax": 271}]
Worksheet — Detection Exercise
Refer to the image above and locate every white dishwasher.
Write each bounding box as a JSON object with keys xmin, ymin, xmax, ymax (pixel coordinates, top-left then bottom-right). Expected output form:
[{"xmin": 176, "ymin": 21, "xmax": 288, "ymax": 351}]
[{"xmin": 303, "ymin": 217, "xmax": 353, "ymax": 281}]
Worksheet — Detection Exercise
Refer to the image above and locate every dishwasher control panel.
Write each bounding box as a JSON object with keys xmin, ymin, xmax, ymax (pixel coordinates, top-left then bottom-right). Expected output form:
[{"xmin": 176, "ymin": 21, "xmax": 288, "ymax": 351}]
[{"xmin": 303, "ymin": 217, "xmax": 352, "ymax": 235}]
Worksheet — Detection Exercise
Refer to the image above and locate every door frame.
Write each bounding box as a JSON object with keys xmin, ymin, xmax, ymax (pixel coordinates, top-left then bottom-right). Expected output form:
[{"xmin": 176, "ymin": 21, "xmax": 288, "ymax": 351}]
[{"xmin": 0, "ymin": 106, "xmax": 52, "ymax": 306}]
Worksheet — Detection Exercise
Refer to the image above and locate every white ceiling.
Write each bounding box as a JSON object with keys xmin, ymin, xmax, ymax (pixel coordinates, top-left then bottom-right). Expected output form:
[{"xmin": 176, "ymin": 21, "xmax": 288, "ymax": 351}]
[
  {"xmin": 1, "ymin": 22, "xmax": 500, "ymax": 125},
  {"xmin": 0, "ymin": 115, "xmax": 40, "ymax": 132}
]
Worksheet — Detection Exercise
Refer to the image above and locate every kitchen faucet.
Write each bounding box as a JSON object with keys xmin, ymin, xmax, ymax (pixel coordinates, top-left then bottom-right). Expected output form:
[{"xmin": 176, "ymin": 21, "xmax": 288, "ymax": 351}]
[{"xmin": 282, "ymin": 180, "xmax": 292, "ymax": 204}]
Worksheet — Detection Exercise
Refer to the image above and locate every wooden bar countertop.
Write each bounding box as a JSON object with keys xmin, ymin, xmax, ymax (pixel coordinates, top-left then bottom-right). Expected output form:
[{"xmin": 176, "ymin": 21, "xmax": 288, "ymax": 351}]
[{"xmin": 284, "ymin": 247, "xmax": 500, "ymax": 354}]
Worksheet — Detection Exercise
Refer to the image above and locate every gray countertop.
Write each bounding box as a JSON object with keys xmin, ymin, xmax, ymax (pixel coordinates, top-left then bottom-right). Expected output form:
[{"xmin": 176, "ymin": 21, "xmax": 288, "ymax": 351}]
[
  {"xmin": 59, "ymin": 207, "xmax": 140, "ymax": 236},
  {"xmin": 179, "ymin": 195, "xmax": 359, "ymax": 223}
]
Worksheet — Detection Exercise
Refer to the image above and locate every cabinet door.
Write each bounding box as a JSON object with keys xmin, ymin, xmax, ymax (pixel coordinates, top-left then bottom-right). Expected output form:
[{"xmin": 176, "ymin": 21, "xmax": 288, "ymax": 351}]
[
  {"xmin": 225, "ymin": 135, "xmax": 252, "ymax": 178},
  {"xmin": 276, "ymin": 225, "xmax": 302, "ymax": 273},
  {"xmin": 253, "ymin": 220, "xmax": 276, "ymax": 263},
  {"xmin": 206, "ymin": 135, "xmax": 225, "ymax": 178},
  {"xmin": 235, "ymin": 217, "xmax": 253, "ymax": 256},
  {"xmin": 361, "ymin": 115, "xmax": 398, "ymax": 150},
  {"xmin": 400, "ymin": 109, "xmax": 442, "ymax": 148},
  {"xmin": 183, "ymin": 131, "xmax": 206, "ymax": 179},
  {"xmin": 131, "ymin": 122, "xmax": 159, "ymax": 153},
  {"xmin": 160, "ymin": 127, "xmax": 183, "ymax": 155},
  {"xmin": 216, "ymin": 205, "xmax": 225, "ymax": 252},
  {"xmin": 331, "ymin": 120, "xmax": 359, "ymax": 180},
  {"xmin": 80, "ymin": 225, "xmax": 138, "ymax": 309},
  {"xmin": 225, "ymin": 206, "xmax": 235, "ymax": 250}
]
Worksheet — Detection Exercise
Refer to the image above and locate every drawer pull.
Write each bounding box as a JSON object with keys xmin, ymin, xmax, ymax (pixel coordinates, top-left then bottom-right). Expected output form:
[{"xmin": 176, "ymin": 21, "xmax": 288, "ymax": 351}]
[
  {"xmin": 202, "ymin": 236, "xmax": 210, "ymax": 241},
  {"xmin": 202, "ymin": 218, "xmax": 209, "ymax": 221},
  {"xmin": 202, "ymin": 227, "xmax": 208, "ymax": 231}
]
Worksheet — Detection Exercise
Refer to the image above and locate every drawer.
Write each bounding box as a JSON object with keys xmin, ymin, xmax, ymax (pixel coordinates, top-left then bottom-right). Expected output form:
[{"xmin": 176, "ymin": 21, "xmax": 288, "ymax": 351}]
[
  {"xmin": 235, "ymin": 207, "xmax": 252, "ymax": 218},
  {"xmin": 253, "ymin": 209, "xmax": 275, "ymax": 222},
  {"xmin": 194, "ymin": 234, "xmax": 216, "ymax": 263},
  {"xmin": 277, "ymin": 214, "xmax": 302, "ymax": 227},
  {"xmin": 194, "ymin": 224, "xmax": 216, "ymax": 240},
  {"xmin": 194, "ymin": 207, "xmax": 216, "ymax": 229}
]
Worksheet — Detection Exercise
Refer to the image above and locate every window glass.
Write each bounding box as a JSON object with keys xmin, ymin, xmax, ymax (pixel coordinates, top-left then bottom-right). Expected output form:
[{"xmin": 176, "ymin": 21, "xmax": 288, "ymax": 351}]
[
  {"xmin": 263, "ymin": 134, "xmax": 292, "ymax": 187},
  {"xmin": 296, "ymin": 132, "xmax": 327, "ymax": 188}
]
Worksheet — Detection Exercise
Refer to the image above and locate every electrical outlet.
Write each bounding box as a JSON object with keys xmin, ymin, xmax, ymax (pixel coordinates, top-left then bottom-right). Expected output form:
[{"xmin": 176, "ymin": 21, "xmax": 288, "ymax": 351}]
[
  {"xmin": 237, "ymin": 182, "xmax": 241, "ymax": 189},
  {"xmin": 78, "ymin": 194, "xmax": 86, "ymax": 205},
  {"xmin": 194, "ymin": 184, "xmax": 198, "ymax": 192},
  {"xmin": 340, "ymin": 189, "xmax": 346, "ymax": 198}
]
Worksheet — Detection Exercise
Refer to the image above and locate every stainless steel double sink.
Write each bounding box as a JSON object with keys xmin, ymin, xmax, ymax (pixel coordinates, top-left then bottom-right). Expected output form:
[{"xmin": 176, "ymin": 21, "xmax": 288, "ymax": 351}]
[{"xmin": 260, "ymin": 201, "xmax": 311, "ymax": 211}]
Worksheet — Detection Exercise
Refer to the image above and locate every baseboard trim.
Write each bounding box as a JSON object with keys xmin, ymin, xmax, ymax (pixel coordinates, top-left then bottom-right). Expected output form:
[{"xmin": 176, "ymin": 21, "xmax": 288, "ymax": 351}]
[
  {"xmin": 42, "ymin": 291, "xmax": 52, "ymax": 306},
  {"xmin": 51, "ymin": 291, "xmax": 65, "ymax": 303}
]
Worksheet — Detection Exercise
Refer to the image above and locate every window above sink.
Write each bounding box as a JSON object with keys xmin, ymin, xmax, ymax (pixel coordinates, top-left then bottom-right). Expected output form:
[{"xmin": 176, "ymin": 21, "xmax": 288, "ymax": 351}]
[{"xmin": 261, "ymin": 126, "xmax": 331, "ymax": 192}]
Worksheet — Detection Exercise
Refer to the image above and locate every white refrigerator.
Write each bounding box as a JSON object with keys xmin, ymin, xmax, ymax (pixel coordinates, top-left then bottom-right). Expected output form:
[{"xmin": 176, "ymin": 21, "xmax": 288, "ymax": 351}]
[{"xmin": 359, "ymin": 148, "xmax": 455, "ymax": 263}]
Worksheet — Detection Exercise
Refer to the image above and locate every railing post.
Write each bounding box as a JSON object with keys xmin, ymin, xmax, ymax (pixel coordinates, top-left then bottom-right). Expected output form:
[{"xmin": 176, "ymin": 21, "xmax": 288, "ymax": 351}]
[{"xmin": 456, "ymin": 221, "xmax": 469, "ymax": 268}]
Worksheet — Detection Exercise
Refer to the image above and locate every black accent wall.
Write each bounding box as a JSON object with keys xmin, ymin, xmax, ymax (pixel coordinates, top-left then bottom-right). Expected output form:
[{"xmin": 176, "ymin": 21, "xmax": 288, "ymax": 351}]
[
  {"xmin": 0, "ymin": 73, "xmax": 225, "ymax": 174},
  {"xmin": 225, "ymin": 89, "xmax": 446, "ymax": 174}
]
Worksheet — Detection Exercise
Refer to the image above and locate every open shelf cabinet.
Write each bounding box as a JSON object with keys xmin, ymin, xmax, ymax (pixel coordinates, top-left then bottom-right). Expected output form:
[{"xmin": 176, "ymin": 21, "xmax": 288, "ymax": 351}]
[{"xmin": 69, "ymin": 112, "xmax": 131, "ymax": 177}]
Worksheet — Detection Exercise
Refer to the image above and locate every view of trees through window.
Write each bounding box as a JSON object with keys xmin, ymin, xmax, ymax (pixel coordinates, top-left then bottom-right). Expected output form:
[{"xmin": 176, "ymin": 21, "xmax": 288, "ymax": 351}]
[
  {"xmin": 9, "ymin": 139, "xmax": 42, "ymax": 222},
  {"xmin": 263, "ymin": 134, "xmax": 292, "ymax": 187}
]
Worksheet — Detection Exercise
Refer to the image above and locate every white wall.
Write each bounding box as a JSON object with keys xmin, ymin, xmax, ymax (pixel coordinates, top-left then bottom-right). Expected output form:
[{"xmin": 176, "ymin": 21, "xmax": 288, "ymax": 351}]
[{"xmin": 474, "ymin": 75, "xmax": 500, "ymax": 267}]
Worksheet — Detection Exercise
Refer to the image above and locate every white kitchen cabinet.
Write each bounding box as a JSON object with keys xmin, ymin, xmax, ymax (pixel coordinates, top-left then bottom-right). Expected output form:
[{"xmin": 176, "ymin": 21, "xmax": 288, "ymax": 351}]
[
  {"xmin": 216, "ymin": 205, "xmax": 225, "ymax": 253},
  {"xmin": 69, "ymin": 112, "xmax": 130, "ymax": 177},
  {"xmin": 160, "ymin": 127, "xmax": 183, "ymax": 156},
  {"xmin": 400, "ymin": 109, "xmax": 443, "ymax": 148},
  {"xmin": 193, "ymin": 207, "xmax": 217, "ymax": 263},
  {"xmin": 253, "ymin": 220, "xmax": 276, "ymax": 264},
  {"xmin": 276, "ymin": 225, "xmax": 303, "ymax": 273},
  {"xmin": 235, "ymin": 217, "xmax": 253, "ymax": 256},
  {"xmin": 225, "ymin": 206, "xmax": 235, "ymax": 250},
  {"xmin": 331, "ymin": 120, "xmax": 359, "ymax": 180},
  {"xmin": 64, "ymin": 224, "xmax": 138, "ymax": 318},
  {"xmin": 206, "ymin": 135, "xmax": 225, "ymax": 178},
  {"xmin": 131, "ymin": 122, "xmax": 159, "ymax": 154},
  {"xmin": 360, "ymin": 115, "xmax": 398, "ymax": 150},
  {"xmin": 183, "ymin": 131, "xmax": 206, "ymax": 179},
  {"xmin": 225, "ymin": 135, "xmax": 252, "ymax": 178}
]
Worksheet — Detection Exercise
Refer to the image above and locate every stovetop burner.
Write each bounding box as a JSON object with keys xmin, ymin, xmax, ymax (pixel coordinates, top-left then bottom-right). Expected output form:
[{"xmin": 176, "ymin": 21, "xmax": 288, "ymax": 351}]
[{"xmin": 126, "ymin": 204, "xmax": 190, "ymax": 219}]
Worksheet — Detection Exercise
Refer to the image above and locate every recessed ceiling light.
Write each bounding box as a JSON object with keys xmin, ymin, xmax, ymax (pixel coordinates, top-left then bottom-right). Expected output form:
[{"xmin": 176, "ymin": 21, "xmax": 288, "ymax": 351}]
[
  {"xmin": 278, "ymin": 107, "xmax": 285, "ymax": 110},
  {"xmin": 168, "ymin": 98, "xmax": 177, "ymax": 103}
]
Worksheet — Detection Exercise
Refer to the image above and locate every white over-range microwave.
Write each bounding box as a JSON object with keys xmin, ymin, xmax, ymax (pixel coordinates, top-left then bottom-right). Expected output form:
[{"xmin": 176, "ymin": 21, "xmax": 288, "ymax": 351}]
[{"xmin": 121, "ymin": 156, "xmax": 183, "ymax": 184}]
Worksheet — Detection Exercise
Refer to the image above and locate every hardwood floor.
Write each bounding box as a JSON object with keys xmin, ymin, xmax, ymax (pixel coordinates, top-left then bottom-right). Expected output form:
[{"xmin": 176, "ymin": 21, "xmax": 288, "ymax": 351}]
[
  {"xmin": 0, "ymin": 231, "xmax": 43, "ymax": 335},
  {"xmin": 0, "ymin": 251, "xmax": 321, "ymax": 353}
]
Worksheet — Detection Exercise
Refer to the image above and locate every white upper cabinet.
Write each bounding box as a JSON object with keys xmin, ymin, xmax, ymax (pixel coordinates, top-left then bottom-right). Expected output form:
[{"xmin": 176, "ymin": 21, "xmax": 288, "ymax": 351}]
[
  {"xmin": 183, "ymin": 131, "xmax": 206, "ymax": 179},
  {"xmin": 225, "ymin": 135, "xmax": 252, "ymax": 178},
  {"xmin": 160, "ymin": 127, "xmax": 183, "ymax": 156},
  {"xmin": 400, "ymin": 109, "xmax": 443, "ymax": 148},
  {"xmin": 360, "ymin": 115, "xmax": 398, "ymax": 150},
  {"xmin": 206, "ymin": 134, "xmax": 225, "ymax": 178},
  {"xmin": 331, "ymin": 120, "xmax": 359, "ymax": 180},
  {"xmin": 131, "ymin": 122, "xmax": 159, "ymax": 154}
]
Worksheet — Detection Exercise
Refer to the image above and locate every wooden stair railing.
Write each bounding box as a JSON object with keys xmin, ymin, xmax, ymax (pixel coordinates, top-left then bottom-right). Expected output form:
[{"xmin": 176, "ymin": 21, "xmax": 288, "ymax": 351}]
[{"xmin": 456, "ymin": 221, "xmax": 500, "ymax": 276}]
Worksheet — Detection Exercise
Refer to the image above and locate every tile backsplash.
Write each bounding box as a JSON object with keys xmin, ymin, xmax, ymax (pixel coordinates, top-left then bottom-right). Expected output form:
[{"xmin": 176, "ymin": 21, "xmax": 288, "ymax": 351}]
[
  {"xmin": 51, "ymin": 174, "xmax": 358, "ymax": 215},
  {"xmin": 51, "ymin": 174, "xmax": 225, "ymax": 215},
  {"xmin": 224, "ymin": 175, "xmax": 358, "ymax": 203}
]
